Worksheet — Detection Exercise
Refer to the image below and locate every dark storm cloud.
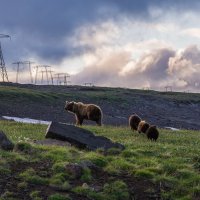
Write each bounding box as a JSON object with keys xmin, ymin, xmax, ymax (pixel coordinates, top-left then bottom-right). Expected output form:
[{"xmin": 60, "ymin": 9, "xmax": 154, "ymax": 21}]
[
  {"xmin": 0, "ymin": 0, "xmax": 104, "ymax": 63},
  {"xmin": 0, "ymin": 0, "xmax": 200, "ymax": 64}
]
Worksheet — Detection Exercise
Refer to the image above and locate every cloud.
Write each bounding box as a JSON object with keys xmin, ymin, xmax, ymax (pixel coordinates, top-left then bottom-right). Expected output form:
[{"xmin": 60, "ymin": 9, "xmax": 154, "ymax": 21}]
[
  {"xmin": 72, "ymin": 49, "xmax": 131, "ymax": 86},
  {"xmin": 181, "ymin": 28, "xmax": 200, "ymax": 38},
  {"xmin": 168, "ymin": 45, "xmax": 200, "ymax": 89},
  {"xmin": 70, "ymin": 20, "xmax": 175, "ymax": 89},
  {"xmin": 72, "ymin": 44, "xmax": 200, "ymax": 91},
  {"xmin": 1, "ymin": 0, "xmax": 200, "ymax": 65},
  {"xmin": 71, "ymin": 21, "xmax": 119, "ymax": 49},
  {"xmin": 125, "ymin": 48, "xmax": 175, "ymax": 80},
  {"xmin": 1, "ymin": 0, "xmax": 200, "ymax": 92}
]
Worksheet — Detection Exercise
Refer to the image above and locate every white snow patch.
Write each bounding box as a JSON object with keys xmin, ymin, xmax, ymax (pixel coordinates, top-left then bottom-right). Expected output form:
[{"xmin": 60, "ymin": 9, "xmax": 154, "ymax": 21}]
[
  {"xmin": 165, "ymin": 126, "xmax": 180, "ymax": 131},
  {"xmin": 2, "ymin": 116, "xmax": 51, "ymax": 125}
]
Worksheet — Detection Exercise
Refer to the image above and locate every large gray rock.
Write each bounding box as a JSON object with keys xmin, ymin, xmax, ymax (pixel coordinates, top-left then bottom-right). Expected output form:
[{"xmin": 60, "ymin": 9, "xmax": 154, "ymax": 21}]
[
  {"xmin": 45, "ymin": 122, "xmax": 125, "ymax": 151},
  {"xmin": 0, "ymin": 131, "xmax": 14, "ymax": 151}
]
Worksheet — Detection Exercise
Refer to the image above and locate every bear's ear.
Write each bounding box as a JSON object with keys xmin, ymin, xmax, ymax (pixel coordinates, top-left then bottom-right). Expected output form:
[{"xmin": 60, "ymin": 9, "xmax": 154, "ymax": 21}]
[{"xmin": 66, "ymin": 101, "xmax": 74, "ymax": 104}]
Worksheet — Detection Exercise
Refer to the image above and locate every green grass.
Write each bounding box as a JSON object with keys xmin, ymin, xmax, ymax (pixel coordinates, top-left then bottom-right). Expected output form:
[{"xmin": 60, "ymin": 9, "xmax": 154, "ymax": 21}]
[
  {"xmin": 1, "ymin": 85, "xmax": 200, "ymax": 106},
  {"xmin": 0, "ymin": 86, "xmax": 78, "ymax": 104},
  {"xmin": 1, "ymin": 121, "xmax": 200, "ymax": 199},
  {"xmin": 0, "ymin": 120, "xmax": 46, "ymax": 142}
]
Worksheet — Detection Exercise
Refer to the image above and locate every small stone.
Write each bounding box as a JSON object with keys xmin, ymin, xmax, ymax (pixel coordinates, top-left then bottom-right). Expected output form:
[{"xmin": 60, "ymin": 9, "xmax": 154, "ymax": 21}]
[
  {"xmin": 82, "ymin": 183, "xmax": 89, "ymax": 189},
  {"xmin": 0, "ymin": 130, "xmax": 14, "ymax": 151}
]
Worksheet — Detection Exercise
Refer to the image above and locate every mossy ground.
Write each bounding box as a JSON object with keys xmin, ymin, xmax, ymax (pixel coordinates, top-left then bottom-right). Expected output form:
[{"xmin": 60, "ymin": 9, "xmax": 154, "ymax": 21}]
[{"xmin": 1, "ymin": 120, "xmax": 200, "ymax": 199}]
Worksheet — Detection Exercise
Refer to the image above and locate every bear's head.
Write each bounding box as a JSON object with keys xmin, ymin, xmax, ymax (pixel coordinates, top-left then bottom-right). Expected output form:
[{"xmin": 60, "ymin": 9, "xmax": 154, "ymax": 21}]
[
  {"xmin": 148, "ymin": 125, "xmax": 158, "ymax": 132},
  {"xmin": 65, "ymin": 101, "xmax": 75, "ymax": 112}
]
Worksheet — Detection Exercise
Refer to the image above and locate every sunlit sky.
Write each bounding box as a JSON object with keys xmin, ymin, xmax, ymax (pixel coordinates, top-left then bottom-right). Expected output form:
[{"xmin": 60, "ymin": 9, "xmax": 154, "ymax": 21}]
[{"xmin": 1, "ymin": 0, "xmax": 200, "ymax": 91}]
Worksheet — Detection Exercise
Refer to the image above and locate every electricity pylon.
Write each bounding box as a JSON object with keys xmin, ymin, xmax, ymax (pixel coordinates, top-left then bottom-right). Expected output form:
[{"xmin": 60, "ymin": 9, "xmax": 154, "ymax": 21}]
[
  {"xmin": 35, "ymin": 65, "xmax": 54, "ymax": 85},
  {"xmin": 13, "ymin": 61, "xmax": 34, "ymax": 83},
  {"xmin": 54, "ymin": 73, "xmax": 70, "ymax": 85},
  {"xmin": 22, "ymin": 61, "xmax": 35, "ymax": 84},
  {"xmin": 0, "ymin": 34, "xmax": 11, "ymax": 82}
]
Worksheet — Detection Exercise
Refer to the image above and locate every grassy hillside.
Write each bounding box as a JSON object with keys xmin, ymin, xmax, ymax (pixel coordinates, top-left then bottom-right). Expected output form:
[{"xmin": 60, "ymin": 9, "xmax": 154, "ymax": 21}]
[
  {"xmin": 1, "ymin": 121, "xmax": 200, "ymax": 199},
  {"xmin": 1, "ymin": 84, "xmax": 200, "ymax": 103},
  {"xmin": 0, "ymin": 83, "xmax": 200, "ymax": 129}
]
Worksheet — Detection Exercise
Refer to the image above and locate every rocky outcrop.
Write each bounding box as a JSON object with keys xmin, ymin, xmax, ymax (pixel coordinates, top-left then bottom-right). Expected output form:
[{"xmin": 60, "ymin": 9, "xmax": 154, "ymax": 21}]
[{"xmin": 45, "ymin": 122, "xmax": 125, "ymax": 151}]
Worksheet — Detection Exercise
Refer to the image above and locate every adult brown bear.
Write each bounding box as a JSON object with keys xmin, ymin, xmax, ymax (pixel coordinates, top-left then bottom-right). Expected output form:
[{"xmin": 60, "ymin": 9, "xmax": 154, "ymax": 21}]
[
  {"xmin": 137, "ymin": 120, "xmax": 150, "ymax": 134},
  {"xmin": 65, "ymin": 101, "xmax": 102, "ymax": 126},
  {"xmin": 129, "ymin": 114, "xmax": 141, "ymax": 131}
]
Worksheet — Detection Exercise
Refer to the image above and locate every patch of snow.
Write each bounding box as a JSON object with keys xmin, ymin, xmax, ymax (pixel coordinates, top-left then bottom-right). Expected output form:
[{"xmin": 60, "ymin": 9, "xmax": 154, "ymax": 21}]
[
  {"xmin": 2, "ymin": 116, "xmax": 51, "ymax": 125},
  {"xmin": 165, "ymin": 126, "xmax": 180, "ymax": 131}
]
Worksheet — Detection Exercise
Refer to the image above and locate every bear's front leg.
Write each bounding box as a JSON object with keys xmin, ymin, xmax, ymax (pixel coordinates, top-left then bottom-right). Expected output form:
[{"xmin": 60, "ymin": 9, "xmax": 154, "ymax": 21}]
[
  {"xmin": 75, "ymin": 115, "xmax": 80, "ymax": 125},
  {"xmin": 75, "ymin": 115, "xmax": 83, "ymax": 126}
]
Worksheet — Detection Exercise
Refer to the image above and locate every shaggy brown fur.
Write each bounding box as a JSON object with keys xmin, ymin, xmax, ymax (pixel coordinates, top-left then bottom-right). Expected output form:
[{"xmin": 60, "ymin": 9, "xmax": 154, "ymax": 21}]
[
  {"xmin": 137, "ymin": 120, "xmax": 150, "ymax": 134},
  {"xmin": 65, "ymin": 101, "xmax": 102, "ymax": 126},
  {"xmin": 129, "ymin": 114, "xmax": 141, "ymax": 131},
  {"xmin": 146, "ymin": 125, "xmax": 159, "ymax": 141}
]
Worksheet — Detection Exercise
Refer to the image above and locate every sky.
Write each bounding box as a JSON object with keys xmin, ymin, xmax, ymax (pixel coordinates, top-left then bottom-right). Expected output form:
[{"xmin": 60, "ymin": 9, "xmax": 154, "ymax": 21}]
[{"xmin": 1, "ymin": 0, "xmax": 200, "ymax": 92}]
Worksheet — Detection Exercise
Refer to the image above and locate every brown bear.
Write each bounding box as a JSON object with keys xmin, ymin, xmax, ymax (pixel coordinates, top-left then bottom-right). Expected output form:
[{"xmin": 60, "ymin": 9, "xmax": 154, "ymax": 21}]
[
  {"xmin": 129, "ymin": 114, "xmax": 141, "ymax": 131},
  {"xmin": 146, "ymin": 125, "xmax": 159, "ymax": 141},
  {"xmin": 137, "ymin": 120, "xmax": 150, "ymax": 134},
  {"xmin": 65, "ymin": 101, "xmax": 102, "ymax": 126}
]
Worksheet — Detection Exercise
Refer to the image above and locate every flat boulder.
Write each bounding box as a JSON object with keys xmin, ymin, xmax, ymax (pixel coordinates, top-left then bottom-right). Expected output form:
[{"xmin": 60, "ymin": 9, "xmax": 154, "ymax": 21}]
[
  {"xmin": 45, "ymin": 122, "xmax": 125, "ymax": 151},
  {"xmin": 0, "ymin": 130, "xmax": 14, "ymax": 151}
]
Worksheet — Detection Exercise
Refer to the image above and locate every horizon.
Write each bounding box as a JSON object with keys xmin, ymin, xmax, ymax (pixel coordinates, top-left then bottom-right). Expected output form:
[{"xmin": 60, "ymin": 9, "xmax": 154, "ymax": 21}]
[{"xmin": 0, "ymin": 81, "xmax": 198, "ymax": 94}]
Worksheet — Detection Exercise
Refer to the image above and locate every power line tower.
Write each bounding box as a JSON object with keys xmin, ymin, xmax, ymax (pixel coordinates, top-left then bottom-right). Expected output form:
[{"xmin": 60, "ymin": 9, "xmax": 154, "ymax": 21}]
[
  {"xmin": 40, "ymin": 70, "xmax": 54, "ymax": 85},
  {"xmin": 22, "ymin": 61, "xmax": 35, "ymax": 84},
  {"xmin": 0, "ymin": 34, "xmax": 11, "ymax": 82},
  {"xmin": 63, "ymin": 73, "xmax": 71, "ymax": 85},
  {"xmin": 84, "ymin": 82, "xmax": 94, "ymax": 87},
  {"xmin": 54, "ymin": 73, "xmax": 70, "ymax": 85},
  {"xmin": 54, "ymin": 73, "xmax": 62, "ymax": 85},
  {"xmin": 12, "ymin": 61, "xmax": 23, "ymax": 83},
  {"xmin": 13, "ymin": 61, "xmax": 35, "ymax": 83},
  {"xmin": 35, "ymin": 65, "xmax": 54, "ymax": 85},
  {"xmin": 47, "ymin": 70, "xmax": 54, "ymax": 85},
  {"xmin": 164, "ymin": 85, "xmax": 172, "ymax": 92}
]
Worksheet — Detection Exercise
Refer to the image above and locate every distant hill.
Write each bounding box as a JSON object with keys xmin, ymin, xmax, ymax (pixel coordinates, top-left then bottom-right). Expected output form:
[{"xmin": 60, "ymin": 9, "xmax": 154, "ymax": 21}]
[{"xmin": 0, "ymin": 82, "xmax": 200, "ymax": 130}]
